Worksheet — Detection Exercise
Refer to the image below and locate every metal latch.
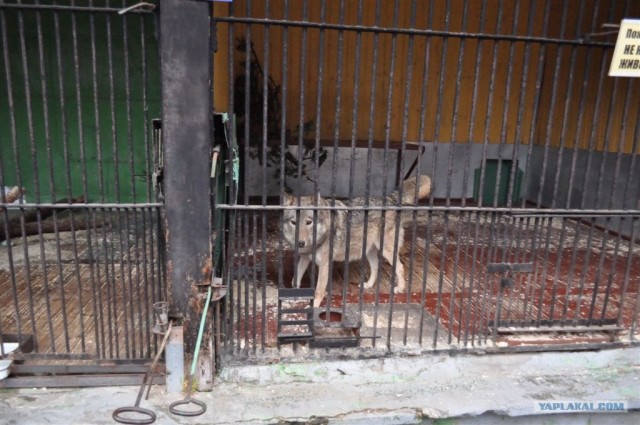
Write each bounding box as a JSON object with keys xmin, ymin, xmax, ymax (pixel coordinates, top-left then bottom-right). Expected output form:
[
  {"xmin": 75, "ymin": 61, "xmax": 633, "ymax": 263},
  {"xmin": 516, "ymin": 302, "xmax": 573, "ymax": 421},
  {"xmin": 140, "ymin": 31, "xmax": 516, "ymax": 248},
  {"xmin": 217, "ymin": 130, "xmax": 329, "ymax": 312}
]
[{"xmin": 487, "ymin": 263, "xmax": 534, "ymax": 289}]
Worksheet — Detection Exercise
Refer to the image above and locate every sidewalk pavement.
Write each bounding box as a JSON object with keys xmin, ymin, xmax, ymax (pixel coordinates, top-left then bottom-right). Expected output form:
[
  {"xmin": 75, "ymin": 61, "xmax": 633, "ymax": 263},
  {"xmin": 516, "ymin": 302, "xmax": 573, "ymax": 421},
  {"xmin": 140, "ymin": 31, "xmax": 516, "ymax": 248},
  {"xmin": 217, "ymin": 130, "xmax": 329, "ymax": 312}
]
[{"xmin": 0, "ymin": 346, "xmax": 639, "ymax": 424}]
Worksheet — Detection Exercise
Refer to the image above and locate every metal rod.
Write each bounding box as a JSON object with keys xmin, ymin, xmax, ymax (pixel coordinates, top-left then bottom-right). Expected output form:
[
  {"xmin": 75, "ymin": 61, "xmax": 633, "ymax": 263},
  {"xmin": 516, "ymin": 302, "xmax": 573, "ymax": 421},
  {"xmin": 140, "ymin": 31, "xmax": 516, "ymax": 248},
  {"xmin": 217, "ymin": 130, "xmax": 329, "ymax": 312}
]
[
  {"xmin": 213, "ymin": 16, "xmax": 616, "ymax": 48},
  {"xmin": 213, "ymin": 204, "xmax": 640, "ymax": 216},
  {"xmin": 0, "ymin": 3, "xmax": 155, "ymax": 14}
]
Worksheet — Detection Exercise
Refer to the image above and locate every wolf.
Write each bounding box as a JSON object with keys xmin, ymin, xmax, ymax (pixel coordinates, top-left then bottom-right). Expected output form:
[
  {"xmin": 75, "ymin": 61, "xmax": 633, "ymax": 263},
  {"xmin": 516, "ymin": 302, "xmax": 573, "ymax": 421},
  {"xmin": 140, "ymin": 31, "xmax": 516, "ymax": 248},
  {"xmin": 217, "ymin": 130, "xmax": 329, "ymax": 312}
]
[{"xmin": 283, "ymin": 175, "xmax": 432, "ymax": 307}]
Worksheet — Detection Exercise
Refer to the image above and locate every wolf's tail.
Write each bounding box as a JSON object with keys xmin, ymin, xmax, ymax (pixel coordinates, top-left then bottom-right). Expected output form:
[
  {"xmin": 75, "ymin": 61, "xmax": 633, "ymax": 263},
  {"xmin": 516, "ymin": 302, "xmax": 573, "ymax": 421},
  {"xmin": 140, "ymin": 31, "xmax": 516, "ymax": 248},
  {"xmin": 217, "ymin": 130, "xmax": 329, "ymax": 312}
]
[{"xmin": 399, "ymin": 175, "xmax": 432, "ymax": 204}]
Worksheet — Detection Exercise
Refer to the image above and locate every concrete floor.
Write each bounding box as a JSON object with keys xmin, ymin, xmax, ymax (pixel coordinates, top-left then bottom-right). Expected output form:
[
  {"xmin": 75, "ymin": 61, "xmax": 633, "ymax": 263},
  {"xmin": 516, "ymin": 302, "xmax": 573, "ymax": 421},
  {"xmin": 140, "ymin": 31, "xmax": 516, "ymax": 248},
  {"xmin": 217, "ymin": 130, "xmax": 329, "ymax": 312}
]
[{"xmin": 0, "ymin": 347, "xmax": 639, "ymax": 425}]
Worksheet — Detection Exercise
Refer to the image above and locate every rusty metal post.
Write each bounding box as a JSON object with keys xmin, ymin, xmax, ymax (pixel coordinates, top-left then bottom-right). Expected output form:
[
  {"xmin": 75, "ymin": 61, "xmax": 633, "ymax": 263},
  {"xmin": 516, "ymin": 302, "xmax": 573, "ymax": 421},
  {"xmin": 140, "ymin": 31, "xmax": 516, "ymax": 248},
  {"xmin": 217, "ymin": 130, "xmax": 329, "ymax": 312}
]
[{"xmin": 160, "ymin": 0, "xmax": 213, "ymax": 379}]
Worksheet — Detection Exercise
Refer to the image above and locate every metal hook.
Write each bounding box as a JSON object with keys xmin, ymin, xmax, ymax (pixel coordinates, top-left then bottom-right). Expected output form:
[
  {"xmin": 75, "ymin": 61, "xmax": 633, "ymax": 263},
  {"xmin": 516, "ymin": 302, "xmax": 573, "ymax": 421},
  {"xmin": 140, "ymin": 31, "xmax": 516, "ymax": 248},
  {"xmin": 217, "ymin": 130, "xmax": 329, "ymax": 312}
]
[{"xmin": 119, "ymin": 2, "xmax": 156, "ymax": 15}]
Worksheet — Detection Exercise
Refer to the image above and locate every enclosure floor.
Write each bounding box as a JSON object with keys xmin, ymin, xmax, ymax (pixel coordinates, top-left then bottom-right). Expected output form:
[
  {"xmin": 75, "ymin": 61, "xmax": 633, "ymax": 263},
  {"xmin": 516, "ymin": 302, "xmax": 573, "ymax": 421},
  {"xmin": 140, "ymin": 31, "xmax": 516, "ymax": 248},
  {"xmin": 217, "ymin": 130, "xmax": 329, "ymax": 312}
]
[
  {"xmin": 0, "ymin": 212, "xmax": 162, "ymax": 360},
  {"xmin": 230, "ymin": 210, "xmax": 640, "ymax": 350}
]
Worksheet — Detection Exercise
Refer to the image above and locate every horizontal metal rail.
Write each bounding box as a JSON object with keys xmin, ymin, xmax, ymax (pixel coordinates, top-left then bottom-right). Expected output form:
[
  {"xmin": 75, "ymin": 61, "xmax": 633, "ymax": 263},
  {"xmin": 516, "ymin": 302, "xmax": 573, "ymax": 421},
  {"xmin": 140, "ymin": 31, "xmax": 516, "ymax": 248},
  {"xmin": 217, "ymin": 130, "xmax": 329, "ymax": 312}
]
[
  {"xmin": 214, "ymin": 203, "xmax": 640, "ymax": 217},
  {"xmin": 0, "ymin": 203, "xmax": 163, "ymax": 209},
  {"xmin": 213, "ymin": 16, "xmax": 616, "ymax": 48},
  {"xmin": 0, "ymin": 3, "xmax": 155, "ymax": 14}
]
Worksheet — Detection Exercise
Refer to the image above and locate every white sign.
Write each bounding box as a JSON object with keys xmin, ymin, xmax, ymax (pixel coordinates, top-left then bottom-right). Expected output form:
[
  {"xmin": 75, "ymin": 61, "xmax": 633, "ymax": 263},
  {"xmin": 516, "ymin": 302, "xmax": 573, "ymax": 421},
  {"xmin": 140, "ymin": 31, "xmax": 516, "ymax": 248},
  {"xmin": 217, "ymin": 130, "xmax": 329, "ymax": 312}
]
[{"xmin": 609, "ymin": 19, "xmax": 640, "ymax": 77}]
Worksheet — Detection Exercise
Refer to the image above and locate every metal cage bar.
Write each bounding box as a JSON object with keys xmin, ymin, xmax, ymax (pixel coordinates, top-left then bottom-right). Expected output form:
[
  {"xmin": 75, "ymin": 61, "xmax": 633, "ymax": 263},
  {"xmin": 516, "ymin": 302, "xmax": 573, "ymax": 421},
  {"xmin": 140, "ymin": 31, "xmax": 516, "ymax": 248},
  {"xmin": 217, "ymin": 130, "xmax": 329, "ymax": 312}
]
[{"xmin": 213, "ymin": 0, "xmax": 640, "ymax": 361}]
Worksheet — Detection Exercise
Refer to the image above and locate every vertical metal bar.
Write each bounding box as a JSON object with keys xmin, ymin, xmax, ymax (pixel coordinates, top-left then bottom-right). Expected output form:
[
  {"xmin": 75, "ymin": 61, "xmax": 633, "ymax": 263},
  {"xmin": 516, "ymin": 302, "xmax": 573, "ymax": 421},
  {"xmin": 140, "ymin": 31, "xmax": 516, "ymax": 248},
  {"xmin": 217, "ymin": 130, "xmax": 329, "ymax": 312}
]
[
  {"xmin": 122, "ymin": 5, "xmax": 136, "ymax": 202},
  {"xmin": 622, "ymin": 219, "xmax": 638, "ymax": 333},
  {"xmin": 86, "ymin": 208, "xmax": 105, "ymax": 358},
  {"xmin": 260, "ymin": 0, "xmax": 271, "ymax": 354},
  {"xmin": 378, "ymin": 0, "xmax": 401, "ymax": 350},
  {"xmin": 399, "ymin": 0, "xmax": 418, "ymax": 346},
  {"xmin": 535, "ymin": 1, "xmax": 569, "ymax": 208},
  {"xmin": 416, "ymin": 0, "xmax": 436, "ymax": 347},
  {"xmin": 551, "ymin": 3, "xmax": 586, "ymax": 209},
  {"xmin": 140, "ymin": 14, "xmax": 152, "ymax": 204},
  {"xmin": 52, "ymin": 7, "xmax": 74, "ymax": 203},
  {"xmin": 237, "ymin": 212, "xmax": 245, "ymax": 354},
  {"xmin": 251, "ymin": 212, "xmax": 258, "ymax": 354},
  {"xmin": 224, "ymin": 0, "xmax": 236, "ymax": 355},
  {"xmin": 139, "ymin": 14, "xmax": 156, "ymax": 354},
  {"xmin": 242, "ymin": 0, "xmax": 252, "ymax": 206},
  {"xmin": 105, "ymin": 5, "xmax": 122, "ymax": 203},
  {"xmin": 349, "ymin": 0, "xmax": 368, "ymax": 320},
  {"xmin": 327, "ymin": 0, "xmax": 348, "ymax": 324},
  {"xmin": 139, "ymin": 207, "xmax": 151, "ymax": 357},
  {"xmin": 243, "ymin": 212, "xmax": 250, "ymax": 353},
  {"xmin": 95, "ymin": 209, "xmax": 114, "ymax": 358},
  {"xmin": 314, "ymin": 0, "xmax": 329, "ymax": 316},
  {"xmin": 85, "ymin": 0, "xmax": 108, "ymax": 357},
  {"xmin": 88, "ymin": 2, "xmax": 106, "ymax": 203},
  {"xmin": 365, "ymin": 0, "xmax": 383, "ymax": 346},
  {"xmin": 114, "ymin": 212, "xmax": 132, "ymax": 357},
  {"xmin": 493, "ymin": 0, "xmax": 521, "ymax": 210},
  {"xmin": 70, "ymin": 3, "xmax": 89, "ymax": 202},
  {"xmin": 430, "ymin": 0, "xmax": 454, "ymax": 348},
  {"xmin": 459, "ymin": 0, "xmax": 488, "ymax": 346},
  {"xmin": 455, "ymin": 211, "xmax": 473, "ymax": 343},
  {"xmin": 443, "ymin": 0, "xmax": 469, "ymax": 345},
  {"xmin": 328, "ymin": 0, "xmax": 345, "ymax": 319},
  {"xmin": 578, "ymin": 22, "xmax": 614, "ymax": 211},
  {"xmin": 224, "ymin": 202, "xmax": 237, "ymax": 354},
  {"xmin": 276, "ymin": 0, "xmax": 289, "ymax": 306},
  {"xmin": 241, "ymin": 0, "xmax": 253, "ymax": 354},
  {"xmin": 520, "ymin": 0, "xmax": 552, "ymax": 209},
  {"xmin": 629, "ymin": 223, "xmax": 640, "ymax": 340},
  {"xmin": 566, "ymin": 54, "xmax": 598, "ymax": 207},
  {"xmin": 290, "ymin": 1, "xmax": 310, "ymax": 334},
  {"xmin": 475, "ymin": 0, "xmax": 507, "ymax": 342}
]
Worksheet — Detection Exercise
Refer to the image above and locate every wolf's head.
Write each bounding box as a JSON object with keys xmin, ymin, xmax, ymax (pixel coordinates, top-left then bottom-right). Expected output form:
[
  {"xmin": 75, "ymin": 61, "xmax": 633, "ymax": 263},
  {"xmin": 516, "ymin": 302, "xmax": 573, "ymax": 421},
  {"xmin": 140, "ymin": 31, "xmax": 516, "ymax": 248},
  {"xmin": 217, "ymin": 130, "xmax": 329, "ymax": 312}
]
[{"xmin": 282, "ymin": 192, "xmax": 330, "ymax": 254}]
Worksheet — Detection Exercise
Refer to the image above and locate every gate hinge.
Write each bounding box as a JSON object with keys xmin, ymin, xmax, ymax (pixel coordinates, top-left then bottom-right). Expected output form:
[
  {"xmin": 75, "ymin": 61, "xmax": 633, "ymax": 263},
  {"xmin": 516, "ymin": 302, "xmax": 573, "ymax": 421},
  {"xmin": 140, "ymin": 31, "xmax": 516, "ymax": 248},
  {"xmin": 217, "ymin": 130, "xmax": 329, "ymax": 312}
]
[{"xmin": 211, "ymin": 277, "xmax": 227, "ymax": 302}]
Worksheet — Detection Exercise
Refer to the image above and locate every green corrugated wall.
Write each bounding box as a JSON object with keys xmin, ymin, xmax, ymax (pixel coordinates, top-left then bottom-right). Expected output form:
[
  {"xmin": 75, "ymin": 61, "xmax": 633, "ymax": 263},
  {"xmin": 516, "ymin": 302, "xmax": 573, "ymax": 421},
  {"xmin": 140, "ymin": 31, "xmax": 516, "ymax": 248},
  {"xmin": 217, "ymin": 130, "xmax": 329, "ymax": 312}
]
[{"xmin": 0, "ymin": 5, "xmax": 161, "ymax": 203}]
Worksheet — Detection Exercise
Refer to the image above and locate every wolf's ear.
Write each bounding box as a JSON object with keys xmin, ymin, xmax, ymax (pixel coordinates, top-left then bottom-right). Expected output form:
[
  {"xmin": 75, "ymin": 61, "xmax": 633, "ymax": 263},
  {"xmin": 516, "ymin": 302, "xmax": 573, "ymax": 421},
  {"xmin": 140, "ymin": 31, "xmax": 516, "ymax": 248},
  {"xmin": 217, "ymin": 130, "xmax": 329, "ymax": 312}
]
[
  {"xmin": 282, "ymin": 191, "xmax": 295, "ymax": 206},
  {"xmin": 314, "ymin": 191, "xmax": 323, "ymax": 205}
]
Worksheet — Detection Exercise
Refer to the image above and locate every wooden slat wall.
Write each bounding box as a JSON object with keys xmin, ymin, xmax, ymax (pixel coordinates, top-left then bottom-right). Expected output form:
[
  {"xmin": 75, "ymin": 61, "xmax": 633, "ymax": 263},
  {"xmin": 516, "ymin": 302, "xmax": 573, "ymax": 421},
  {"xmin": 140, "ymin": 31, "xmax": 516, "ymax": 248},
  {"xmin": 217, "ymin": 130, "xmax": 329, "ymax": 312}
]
[{"xmin": 213, "ymin": 0, "xmax": 639, "ymax": 153}]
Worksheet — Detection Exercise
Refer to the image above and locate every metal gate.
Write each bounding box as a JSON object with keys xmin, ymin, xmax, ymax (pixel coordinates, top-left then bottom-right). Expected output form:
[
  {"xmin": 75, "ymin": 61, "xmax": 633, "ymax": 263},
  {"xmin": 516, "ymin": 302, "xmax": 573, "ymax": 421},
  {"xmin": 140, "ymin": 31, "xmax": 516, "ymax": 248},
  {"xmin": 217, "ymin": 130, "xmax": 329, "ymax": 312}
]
[
  {"xmin": 0, "ymin": 0, "xmax": 164, "ymax": 386},
  {"xmin": 211, "ymin": 0, "xmax": 640, "ymax": 363}
]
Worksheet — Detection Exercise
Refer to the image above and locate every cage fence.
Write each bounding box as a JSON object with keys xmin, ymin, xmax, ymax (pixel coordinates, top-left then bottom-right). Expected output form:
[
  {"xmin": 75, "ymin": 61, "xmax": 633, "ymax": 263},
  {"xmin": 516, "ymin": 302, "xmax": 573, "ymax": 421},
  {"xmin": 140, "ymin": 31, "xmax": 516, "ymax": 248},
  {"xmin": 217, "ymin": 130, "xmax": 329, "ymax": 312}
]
[
  {"xmin": 0, "ymin": 0, "xmax": 164, "ymax": 364},
  {"xmin": 212, "ymin": 0, "xmax": 640, "ymax": 361}
]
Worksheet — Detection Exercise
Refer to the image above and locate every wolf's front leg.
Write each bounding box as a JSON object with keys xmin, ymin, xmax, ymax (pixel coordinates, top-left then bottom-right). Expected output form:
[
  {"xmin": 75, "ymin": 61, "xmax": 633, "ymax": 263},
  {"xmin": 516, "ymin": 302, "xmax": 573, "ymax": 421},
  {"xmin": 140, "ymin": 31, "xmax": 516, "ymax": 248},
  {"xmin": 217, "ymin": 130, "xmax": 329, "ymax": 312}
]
[
  {"xmin": 364, "ymin": 247, "xmax": 379, "ymax": 289},
  {"xmin": 313, "ymin": 263, "xmax": 330, "ymax": 307},
  {"xmin": 293, "ymin": 254, "xmax": 312, "ymax": 288}
]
